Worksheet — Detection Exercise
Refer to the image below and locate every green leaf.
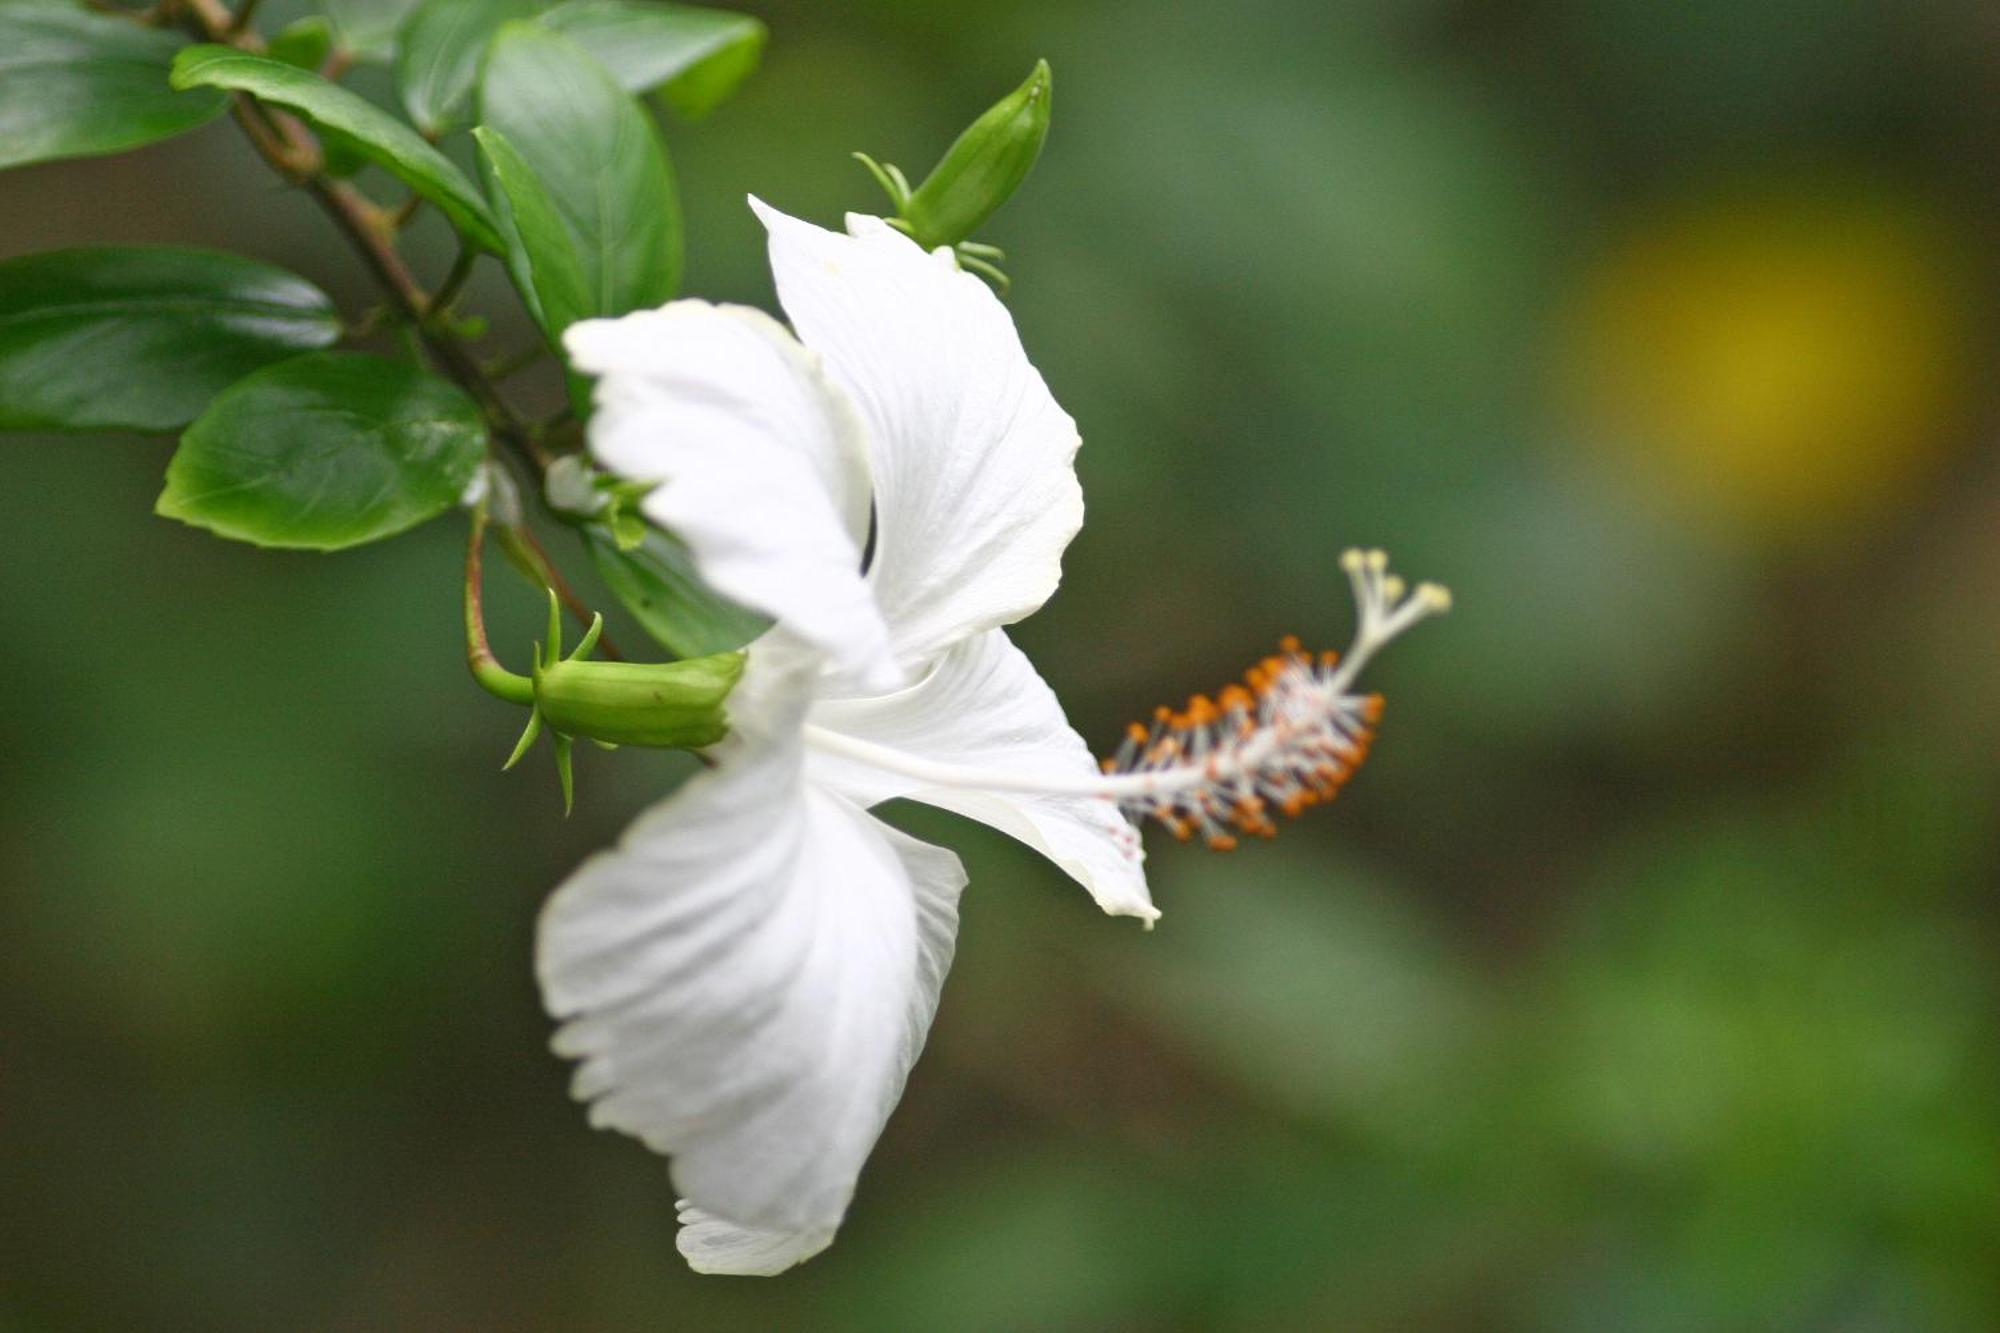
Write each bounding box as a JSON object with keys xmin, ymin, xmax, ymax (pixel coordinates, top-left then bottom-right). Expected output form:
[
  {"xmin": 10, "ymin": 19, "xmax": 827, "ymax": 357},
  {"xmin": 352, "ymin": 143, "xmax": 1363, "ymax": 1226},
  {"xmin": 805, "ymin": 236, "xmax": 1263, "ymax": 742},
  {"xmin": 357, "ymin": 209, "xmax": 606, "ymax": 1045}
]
[
  {"xmin": 266, "ymin": 16, "xmax": 336, "ymax": 72},
  {"xmin": 396, "ymin": 0, "xmax": 541, "ymax": 134},
  {"xmin": 170, "ymin": 46, "xmax": 504, "ymax": 253},
  {"xmin": 158, "ymin": 352, "xmax": 487, "ymax": 550},
  {"xmin": 321, "ymin": 0, "xmax": 423, "ymax": 62},
  {"xmin": 0, "ymin": 0, "xmax": 226, "ymax": 170},
  {"xmin": 473, "ymin": 127, "xmax": 592, "ymax": 340},
  {"xmin": 586, "ymin": 524, "xmax": 766, "ymax": 658},
  {"xmin": 474, "ymin": 126, "xmax": 595, "ymax": 414},
  {"xmin": 0, "ymin": 247, "xmax": 341, "ymax": 433},
  {"xmin": 539, "ymin": 0, "xmax": 765, "ymax": 118},
  {"xmin": 478, "ymin": 22, "xmax": 680, "ymax": 314}
]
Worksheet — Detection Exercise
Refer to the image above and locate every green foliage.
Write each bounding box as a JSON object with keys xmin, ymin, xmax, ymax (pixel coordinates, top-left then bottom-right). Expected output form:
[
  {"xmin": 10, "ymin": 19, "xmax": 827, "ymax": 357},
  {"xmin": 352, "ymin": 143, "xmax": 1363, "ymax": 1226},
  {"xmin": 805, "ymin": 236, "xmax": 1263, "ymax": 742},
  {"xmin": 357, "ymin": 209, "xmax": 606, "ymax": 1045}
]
[
  {"xmin": 478, "ymin": 22, "xmax": 682, "ymax": 314},
  {"xmin": 0, "ymin": 247, "xmax": 341, "ymax": 433},
  {"xmin": 320, "ymin": 0, "xmax": 423, "ymax": 62},
  {"xmin": 473, "ymin": 127, "xmax": 594, "ymax": 343},
  {"xmin": 0, "ymin": 0, "xmax": 225, "ymax": 171},
  {"xmin": 170, "ymin": 46, "xmax": 504, "ymax": 253},
  {"xmin": 540, "ymin": 0, "xmax": 767, "ymax": 119},
  {"xmin": 157, "ymin": 352, "xmax": 487, "ymax": 550},
  {"xmin": 585, "ymin": 524, "xmax": 768, "ymax": 658},
  {"xmin": 474, "ymin": 124, "xmax": 599, "ymax": 416},
  {"xmin": 396, "ymin": 0, "xmax": 766, "ymax": 134},
  {"xmin": 265, "ymin": 16, "xmax": 336, "ymax": 72},
  {"xmin": 395, "ymin": 0, "xmax": 543, "ymax": 134}
]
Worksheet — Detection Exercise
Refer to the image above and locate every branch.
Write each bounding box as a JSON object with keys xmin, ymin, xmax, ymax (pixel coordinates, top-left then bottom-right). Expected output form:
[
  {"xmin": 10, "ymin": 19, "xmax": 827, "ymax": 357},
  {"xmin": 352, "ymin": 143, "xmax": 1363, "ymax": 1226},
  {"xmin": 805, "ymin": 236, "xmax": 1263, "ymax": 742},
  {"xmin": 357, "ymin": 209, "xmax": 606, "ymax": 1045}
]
[
  {"xmin": 483, "ymin": 342, "xmax": 553, "ymax": 382},
  {"xmin": 176, "ymin": 0, "xmax": 602, "ymax": 640},
  {"xmin": 176, "ymin": 1, "xmax": 549, "ymax": 473}
]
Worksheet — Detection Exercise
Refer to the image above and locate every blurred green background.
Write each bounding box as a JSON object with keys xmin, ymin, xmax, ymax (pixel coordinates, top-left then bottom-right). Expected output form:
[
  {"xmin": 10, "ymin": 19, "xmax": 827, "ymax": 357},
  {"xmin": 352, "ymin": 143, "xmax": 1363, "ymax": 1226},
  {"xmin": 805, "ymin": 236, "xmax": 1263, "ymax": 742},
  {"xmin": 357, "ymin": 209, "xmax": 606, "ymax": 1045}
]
[{"xmin": 4, "ymin": 0, "xmax": 1998, "ymax": 1328}]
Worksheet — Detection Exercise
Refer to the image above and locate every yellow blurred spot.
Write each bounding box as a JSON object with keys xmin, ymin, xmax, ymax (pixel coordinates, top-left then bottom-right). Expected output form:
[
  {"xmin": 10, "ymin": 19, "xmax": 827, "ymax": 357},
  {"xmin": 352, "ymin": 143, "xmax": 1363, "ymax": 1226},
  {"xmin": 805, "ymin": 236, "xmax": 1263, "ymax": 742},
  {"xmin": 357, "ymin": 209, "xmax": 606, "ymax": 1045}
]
[{"xmin": 1562, "ymin": 185, "xmax": 1973, "ymax": 543}]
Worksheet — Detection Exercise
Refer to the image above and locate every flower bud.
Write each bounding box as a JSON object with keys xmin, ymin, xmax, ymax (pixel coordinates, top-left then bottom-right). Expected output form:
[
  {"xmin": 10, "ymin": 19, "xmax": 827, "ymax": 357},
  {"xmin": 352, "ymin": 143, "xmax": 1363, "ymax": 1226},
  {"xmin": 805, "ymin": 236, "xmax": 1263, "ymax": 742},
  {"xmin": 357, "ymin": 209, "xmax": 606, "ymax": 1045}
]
[
  {"xmin": 534, "ymin": 651, "xmax": 744, "ymax": 750},
  {"xmin": 900, "ymin": 59, "xmax": 1051, "ymax": 249}
]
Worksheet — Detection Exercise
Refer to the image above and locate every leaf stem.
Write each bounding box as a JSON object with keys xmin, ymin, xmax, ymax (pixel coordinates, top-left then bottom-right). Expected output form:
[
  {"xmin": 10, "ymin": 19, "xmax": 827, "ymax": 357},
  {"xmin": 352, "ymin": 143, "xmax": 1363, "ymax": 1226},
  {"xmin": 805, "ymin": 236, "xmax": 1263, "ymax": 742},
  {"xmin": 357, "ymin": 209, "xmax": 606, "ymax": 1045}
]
[
  {"xmin": 386, "ymin": 193, "xmax": 424, "ymax": 230},
  {"xmin": 482, "ymin": 342, "xmax": 552, "ymax": 382},
  {"xmin": 428, "ymin": 246, "xmax": 476, "ymax": 318}
]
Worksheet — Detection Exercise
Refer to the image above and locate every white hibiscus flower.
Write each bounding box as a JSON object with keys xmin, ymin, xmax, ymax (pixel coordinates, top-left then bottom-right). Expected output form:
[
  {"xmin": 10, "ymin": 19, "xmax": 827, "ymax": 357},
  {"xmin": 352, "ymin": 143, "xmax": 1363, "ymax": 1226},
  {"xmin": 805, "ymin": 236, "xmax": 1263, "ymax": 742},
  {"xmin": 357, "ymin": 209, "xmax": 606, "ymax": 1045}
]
[{"xmin": 537, "ymin": 200, "xmax": 1448, "ymax": 1276}]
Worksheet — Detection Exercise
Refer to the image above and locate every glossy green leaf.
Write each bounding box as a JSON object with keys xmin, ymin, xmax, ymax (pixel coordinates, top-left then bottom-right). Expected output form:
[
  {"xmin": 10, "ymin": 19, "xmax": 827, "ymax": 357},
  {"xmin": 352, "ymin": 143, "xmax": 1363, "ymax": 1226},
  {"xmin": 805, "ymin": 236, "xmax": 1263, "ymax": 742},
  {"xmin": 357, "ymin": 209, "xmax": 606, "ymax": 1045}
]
[
  {"xmin": 0, "ymin": 0, "xmax": 226, "ymax": 170},
  {"xmin": 540, "ymin": 0, "xmax": 765, "ymax": 118},
  {"xmin": 170, "ymin": 46, "xmax": 504, "ymax": 253},
  {"xmin": 0, "ymin": 247, "xmax": 341, "ymax": 433},
  {"xmin": 321, "ymin": 0, "xmax": 423, "ymax": 61},
  {"xmin": 473, "ymin": 128, "xmax": 592, "ymax": 341},
  {"xmin": 158, "ymin": 352, "xmax": 487, "ymax": 550},
  {"xmin": 474, "ymin": 126, "xmax": 595, "ymax": 414},
  {"xmin": 585, "ymin": 524, "xmax": 766, "ymax": 658},
  {"xmin": 478, "ymin": 22, "xmax": 679, "ymax": 314},
  {"xmin": 396, "ymin": 0, "xmax": 542, "ymax": 134}
]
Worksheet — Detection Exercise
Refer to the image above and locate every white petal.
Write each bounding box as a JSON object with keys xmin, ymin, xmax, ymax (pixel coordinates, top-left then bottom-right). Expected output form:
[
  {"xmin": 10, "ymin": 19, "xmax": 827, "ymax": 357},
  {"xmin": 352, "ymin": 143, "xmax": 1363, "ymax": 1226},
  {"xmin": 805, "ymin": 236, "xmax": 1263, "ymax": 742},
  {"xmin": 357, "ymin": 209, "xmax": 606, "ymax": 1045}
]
[
  {"xmin": 754, "ymin": 199, "xmax": 1086, "ymax": 669},
  {"xmin": 566, "ymin": 301, "xmax": 899, "ymax": 692},
  {"xmin": 673, "ymin": 1203, "xmax": 835, "ymax": 1277},
  {"xmin": 808, "ymin": 628, "xmax": 1157, "ymax": 922},
  {"xmin": 536, "ymin": 717, "xmax": 967, "ymax": 1274}
]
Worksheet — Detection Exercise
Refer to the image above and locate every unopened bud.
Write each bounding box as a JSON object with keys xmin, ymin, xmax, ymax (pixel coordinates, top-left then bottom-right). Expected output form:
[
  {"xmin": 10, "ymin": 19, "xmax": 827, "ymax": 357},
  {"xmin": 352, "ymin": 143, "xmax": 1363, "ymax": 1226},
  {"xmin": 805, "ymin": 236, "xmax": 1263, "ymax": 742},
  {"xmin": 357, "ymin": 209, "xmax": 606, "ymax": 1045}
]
[
  {"xmin": 534, "ymin": 651, "xmax": 743, "ymax": 750},
  {"xmin": 470, "ymin": 584, "xmax": 745, "ymax": 811},
  {"xmin": 900, "ymin": 59, "xmax": 1051, "ymax": 249}
]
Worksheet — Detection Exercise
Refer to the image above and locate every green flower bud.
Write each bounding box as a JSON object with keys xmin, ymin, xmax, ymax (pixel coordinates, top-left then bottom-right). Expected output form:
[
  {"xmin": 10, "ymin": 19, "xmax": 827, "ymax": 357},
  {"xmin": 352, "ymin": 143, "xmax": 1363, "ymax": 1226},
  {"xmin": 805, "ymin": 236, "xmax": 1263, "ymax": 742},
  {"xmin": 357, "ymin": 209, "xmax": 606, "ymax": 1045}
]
[
  {"xmin": 533, "ymin": 651, "xmax": 744, "ymax": 750},
  {"xmin": 900, "ymin": 59, "xmax": 1052, "ymax": 249},
  {"xmin": 468, "ymin": 576, "xmax": 745, "ymax": 812}
]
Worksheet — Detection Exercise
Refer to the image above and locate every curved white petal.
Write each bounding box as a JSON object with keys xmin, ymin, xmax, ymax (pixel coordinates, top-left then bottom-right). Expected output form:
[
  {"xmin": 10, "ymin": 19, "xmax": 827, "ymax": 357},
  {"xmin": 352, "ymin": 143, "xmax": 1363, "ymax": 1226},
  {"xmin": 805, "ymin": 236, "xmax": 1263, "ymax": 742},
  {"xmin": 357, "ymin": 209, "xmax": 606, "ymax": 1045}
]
[
  {"xmin": 536, "ymin": 707, "xmax": 966, "ymax": 1274},
  {"xmin": 673, "ymin": 1203, "xmax": 834, "ymax": 1277},
  {"xmin": 808, "ymin": 628, "xmax": 1157, "ymax": 923},
  {"xmin": 754, "ymin": 199, "xmax": 1086, "ymax": 670},
  {"xmin": 566, "ymin": 301, "xmax": 899, "ymax": 692}
]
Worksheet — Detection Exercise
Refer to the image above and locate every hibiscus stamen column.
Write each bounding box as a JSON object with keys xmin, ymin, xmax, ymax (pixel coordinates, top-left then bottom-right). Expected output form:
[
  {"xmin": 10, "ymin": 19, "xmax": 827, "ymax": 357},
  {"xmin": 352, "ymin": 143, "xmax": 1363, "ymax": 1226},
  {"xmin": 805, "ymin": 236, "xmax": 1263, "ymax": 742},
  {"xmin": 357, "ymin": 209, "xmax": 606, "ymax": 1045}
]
[{"xmin": 800, "ymin": 548, "xmax": 1448, "ymax": 848}]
